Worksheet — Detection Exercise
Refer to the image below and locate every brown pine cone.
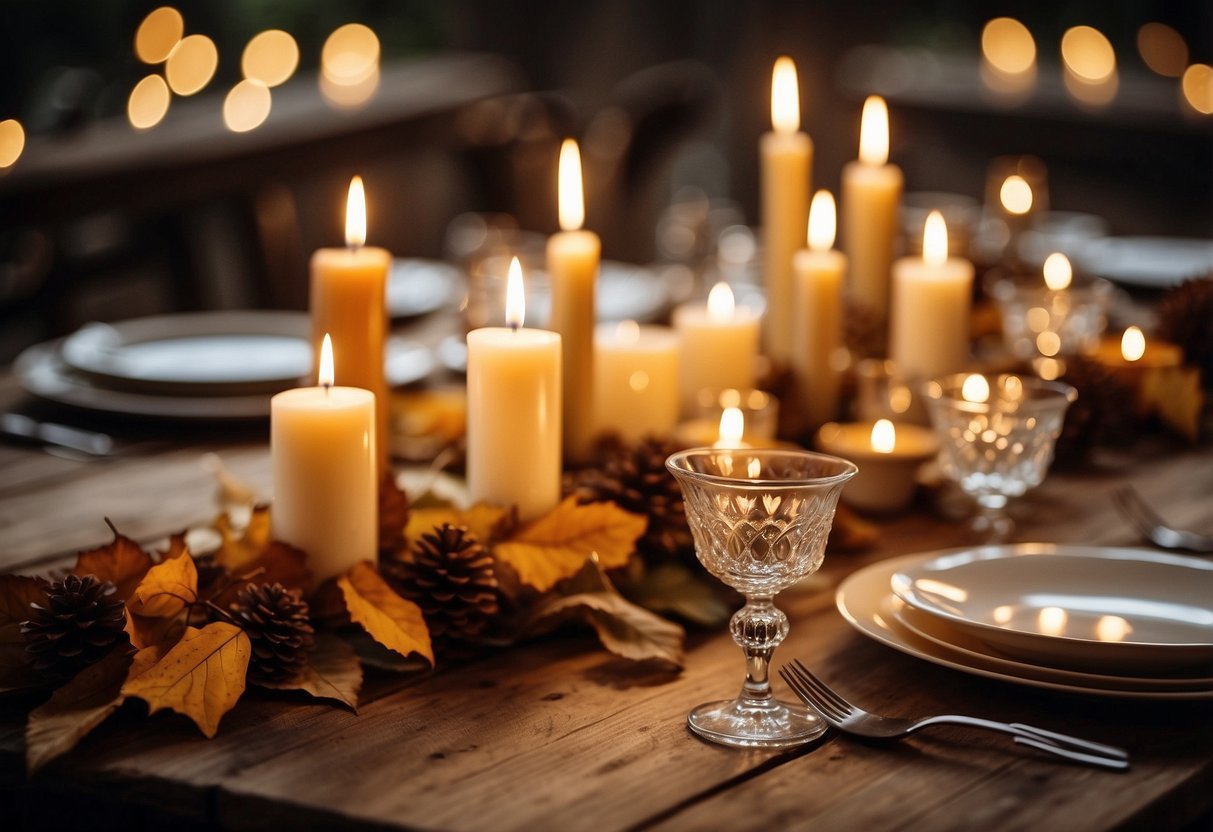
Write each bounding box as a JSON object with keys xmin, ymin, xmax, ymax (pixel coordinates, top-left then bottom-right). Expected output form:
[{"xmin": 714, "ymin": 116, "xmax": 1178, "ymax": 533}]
[
  {"xmin": 1056, "ymin": 355, "xmax": 1138, "ymax": 463},
  {"xmin": 229, "ymin": 583, "xmax": 315, "ymax": 683},
  {"xmin": 1157, "ymin": 277, "xmax": 1213, "ymax": 386},
  {"xmin": 21, "ymin": 574, "xmax": 126, "ymax": 679}
]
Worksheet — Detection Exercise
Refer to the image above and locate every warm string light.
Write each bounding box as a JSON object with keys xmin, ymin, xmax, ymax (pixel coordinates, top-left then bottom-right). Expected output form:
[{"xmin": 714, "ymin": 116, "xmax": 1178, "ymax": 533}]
[
  {"xmin": 165, "ymin": 34, "xmax": 218, "ymax": 96},
  {"xmin": 807, "ymin": 190, "xmax": 836, "ymax": 252},
  {"xmin": 922, "ymin": 210, "xmax": 948, "ymax": 267},
  {"xmin": 134, "ymin": 7, "xmax": 184, "ymax": 64},
  {"xmin": 0, "ymin": 119, "xmax": 25, "ymax": 168},
  {"xmin": 242, "ymin": 29, "xmax": 299, "ymax": 87},
  {"xmin": 858, "ymin": 95, "xmax": 889, "ymax": 166},
  {"xmin": 770, "ymin": 56, "xmax": 800, "ymax": 134},
  {"xmin": 127, "ymin": 76, "xmax": 170, "ymax": 130},
  {"xmin": 557, "ymin": 139, "xmax": 585, "ymax": 232},
  {"xmin": 505, "ymin": 256, "xmax": 526, "ymax": 330},
  {"xmin": 345, "ymin": 176, "xmax": 367, "ymax": 248},
  {"xmin": 982, "ymin": 17, "xmax": 1036, "ymax": 75}
]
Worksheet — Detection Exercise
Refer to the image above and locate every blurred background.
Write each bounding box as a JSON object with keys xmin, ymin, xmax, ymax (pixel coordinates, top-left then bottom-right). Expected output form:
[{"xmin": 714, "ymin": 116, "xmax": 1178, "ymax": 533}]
[{"xmin": 0, "ymin": 0, "xmax": 1209, "ymax": 364}]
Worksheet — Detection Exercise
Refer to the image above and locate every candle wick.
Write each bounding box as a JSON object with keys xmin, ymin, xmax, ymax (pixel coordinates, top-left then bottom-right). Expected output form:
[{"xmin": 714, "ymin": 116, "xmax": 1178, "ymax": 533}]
[
  {"xmin": 323, "ymin": 382, "xmax": 332, "ymax": 397},
  {"xmin": 510, "ymin": 322, "xmax": 520, "ymax": 333}
]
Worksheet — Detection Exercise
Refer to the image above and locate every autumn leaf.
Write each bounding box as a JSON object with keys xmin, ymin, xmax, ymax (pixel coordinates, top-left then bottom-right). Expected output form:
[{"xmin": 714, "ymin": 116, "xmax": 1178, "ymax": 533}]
[
  {"xmin": 124, "ymin": 607, "xmax": 186, "ymax": 651},
  {"xmin": 622, "ymin": 564, "xmax": 734, "ymax": 628},
  {"xmin": 210, "ymin": 541, "xmax": 312, "ymax": 609},
  {"xmin": 72, "ymin": 521, "xmax": 154, "ymax": 601},
  {"xmin": 256, "ymin": 633, "xmax": 362, "ymax": 711},
  {"xmin": 404, "ymin": 503, "xmax": 513, "ymax": 553},
  {"xmin": 493, "ymin": 498, "xmax": 646, "ymax": 592},
  {"xmin": 122, "ymin": 623, "xmax": 251, "ymax": 738},
  {"xmin": 213, "ymin": 505, "xmax": 271, "ymax": 573},
  {"xmin": 127, "ymin": 554, "xmax": 198, "ymax": 619},
  {"xmin": 1140, "ymin": 366, "xmax": 1204, "ymax": 442},
  {"xmin": 157, "ymin": 532, "xmax": 190, "ymax": 561},
  {"xmin": 25, "ymin": 647, "xmax": 134, "ymax": 772},
  {"xmin": 338, "ymin": 562, "xmax": 433, "ymax": 665},
  {"xmin": 0, "ymin": 574, "xmax": 48, "ymax": 692}
]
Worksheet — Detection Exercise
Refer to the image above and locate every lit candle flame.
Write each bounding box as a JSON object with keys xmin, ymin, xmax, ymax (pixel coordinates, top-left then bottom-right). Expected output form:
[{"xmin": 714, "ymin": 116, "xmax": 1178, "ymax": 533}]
[
  {"xmin": 707, "ymin": 282, "xmax": 736, "ymax": 321},
  {"xmin": 962, "ymin": 373, "xmax": 990, "ymax": 403},
  {"xmin": 345, "ymin": 175, "xmax": 366, "ymax": 247},
  {"xmin": 858, "ymin": 95, "xmax": 889, "ymax": 166},
  {"xmin": 557, "ymin": 138, "xmax": 585, "ymax": 232},
  {"xmin": 505, "ymin": 256, "xmax": 525, "ymax": 330},
  {"xmin": 319, "ymin": 333, "xmax": 335, "ymax": 389},
  {"xmin": 807, "ymin": 189, "xmax": 836, "ymax": 252},
  {"xmin": 1121, "ymin": 326, "xmax": 1146, "ymax": 362},
  {"xmin": 771, "ymin": 56, "xmax": 799, "ymax": 134},
  {"xmin": 923, "ymin": 210, "xmax": 948, "ymax": 267},
  {"xmin": 1000, "ymin": 174, "xmax": 1033, "ymax": 215},
  {"xmin": 871, "ymin": 419, "xmax": 896, "ymax": 453},
  {"xmin": 716, "ymin": 406, "xmax": 745, "ymax": 447},
  {"xmin": 1042, "ymin": 253, "xmax": 1072, "ymax": 290},
  {"xmin": 615, "ymin": 319, "xmax": 640, "ymax": 344}
]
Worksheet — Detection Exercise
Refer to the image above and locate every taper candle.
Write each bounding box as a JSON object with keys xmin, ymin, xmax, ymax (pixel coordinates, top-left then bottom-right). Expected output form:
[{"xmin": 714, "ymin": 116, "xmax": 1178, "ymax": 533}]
[{"xmin": 791, "ymin": 190, "xmax": 846, "ymax": 432}]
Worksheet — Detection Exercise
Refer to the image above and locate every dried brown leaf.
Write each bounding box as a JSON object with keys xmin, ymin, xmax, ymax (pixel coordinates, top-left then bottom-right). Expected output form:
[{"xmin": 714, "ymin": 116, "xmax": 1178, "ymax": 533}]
[
  {"xmin": 403, "ymin": 503, "xmax": 513, "ymax": 554},
  {"xmin": 25, "ymin": 647, "xmax": 133, "ymax": 772},
  {"xmin": 337, "ymin": 562, "xmax": 433, "ymax": 666},
  {"xmin": 0, "ymin": 574, "xmax": 49, "ymax": 692},
  {"xmin": 72, "ymin": 524, "xmax": 154, "ymax": 601},
  {"xmin": 256, "ymin": 633, "xmax": 362, "ymax": 711}
]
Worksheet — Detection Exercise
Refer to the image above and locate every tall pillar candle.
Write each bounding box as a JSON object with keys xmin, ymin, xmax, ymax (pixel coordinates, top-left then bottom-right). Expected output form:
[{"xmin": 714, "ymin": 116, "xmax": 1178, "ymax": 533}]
[
  {"xmin": 272, "ymin": 335, "xmax": 376, "ymax": 583},
  {"xmin": 890, "ymin": 211, "xmax": 974, "ymax": 382},
  {"xmin": 467, "ymin": 257, "xmax": 563, "ymax": 521},
  {"xmin": 310, "ymin": 176, "xmax": 391, "ymax": 470},
  {"xmin": 760, "ymin": 56, "xmax": 812, "ymax": 364},
  {"xmin": 841, "ymin": 96, "xmax": 903, "ymax": 326},
  {"xmin": 673, "ymin": 282, "xmax": 761, "ymax": 415},
  {"xmin": 546, "ymin": 139, "xmax": 599, "ymax": 463},
  {"xmin": 791, "ymin": 190, "xmax": 846, "ymax": 432},
  {"xmin": 594, "ymin": 320, "xmax": 679, "ymax": 442}
]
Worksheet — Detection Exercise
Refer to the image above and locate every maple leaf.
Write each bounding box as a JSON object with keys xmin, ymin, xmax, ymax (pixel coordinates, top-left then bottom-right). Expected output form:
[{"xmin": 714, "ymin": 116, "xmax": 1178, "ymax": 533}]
[
  {"xmin": 493, "ymin": 498, "xmax": 646, "ymax": 593},
  {"xmin": 256, "ymin": 632, "xmax": 362, "ymax": 711},
  {"xmin": 0, "ymin": 574, "xmax": 48, "ymax": 692},
  {"xmin": 122, "ymin": 623, "xmax": 251, "ymax": 738},
  {"xmin": 71, "ymin": 521, "xmax": 154, "ymax": 601},
  {"xmin": 127, "ymin": 554, "xmax": 198, "ymax": 619},
  {"xmin": 337, "ymin": 562, "xmax": 433, "ymax": 665},
  {"xmin": 25, "ymin": 647, "xmax": 133, "ymax": 772},
  {"xmin": 403, "ymin": 503, "xmax": 513, "ymax": 553}
]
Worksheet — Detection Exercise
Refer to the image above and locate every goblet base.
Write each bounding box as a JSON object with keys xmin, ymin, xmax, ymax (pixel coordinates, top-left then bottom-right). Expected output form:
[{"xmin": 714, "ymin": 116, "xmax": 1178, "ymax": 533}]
[{"xmin": 688, "ymin": 697, "xmax": 827, "ymax": 748}]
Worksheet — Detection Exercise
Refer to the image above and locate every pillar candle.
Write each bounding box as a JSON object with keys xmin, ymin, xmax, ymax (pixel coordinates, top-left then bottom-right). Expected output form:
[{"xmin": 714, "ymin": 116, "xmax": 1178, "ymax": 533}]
[
  {"xmin": 841, "ymin": 96, "xmax": 903, "ymax": 324},
  {"xmin": 791, "ymin": 190, "xmax": 846, "ymax": 432},
  {"xmin": 310, "ymin": 176, "xmax": 390, "ymax": 470},
  {"xmin": 272, "ymin": 335, "xmax": 376, "ymax": 582},
  {"xmin": 760, "ymin": 56, "xmax": 812, "ymax": 364},
  {"xmin": 890, "ymin": 211, "xmax": 975, "ymax": 382},
  {"xmin": 673, "ymin": 282, "xmax": 761, "ymax": 416},
  {"xmin": 467, "ymin": 257, "xmax": 562, "ymax": 521},
  {"xmin": 546, "ymin": 139, "xmax": 599, "ymax": 464},
  {"xmin": 593, "ymin": 320, "xmax": 679, "ymax": 442}
]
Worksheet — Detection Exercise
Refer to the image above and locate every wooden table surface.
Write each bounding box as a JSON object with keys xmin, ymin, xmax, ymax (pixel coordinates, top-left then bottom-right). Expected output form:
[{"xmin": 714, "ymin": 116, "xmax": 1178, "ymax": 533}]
[{"xmin": 1, "ymin": 385, "xmax": 1211, "ymax": 831}]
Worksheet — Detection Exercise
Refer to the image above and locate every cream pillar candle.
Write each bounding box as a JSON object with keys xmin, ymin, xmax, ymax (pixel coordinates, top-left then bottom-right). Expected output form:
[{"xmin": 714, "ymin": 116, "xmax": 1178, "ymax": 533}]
[
  {"xmin": 673, "ymin": 282, "xmax": 761, "ymax": 416},
  {"xmin": 890, "ymin": 211, "xmax": 975, "ymax": 382},
  {"xmin": 593, "ymin": 320, "xmax": 679, "ymax": 442},
  {"xmin": 310, "ymin": 176, "xmax": 391, "ymax": 470},
  {"xmin": 547, "ymin": 139, "xmax": 599, "ymax": 463},
  {"xmin": 791, "ymin": 190, "xmax": 846, "ymax": 432},
  {"xmin": 841, "ymin": 96, "xmax": 903, "ymax": 324},
  {"xmin": 272, "ymin": 335, "xmax": 376, "ymax": 582},
  {"xmin": 760, "ymin": 56, "xmax": 812, "ymax": 364},
  {"xmin": 467, "ymin": 257, "xmax": 563, "ymax": 521}
]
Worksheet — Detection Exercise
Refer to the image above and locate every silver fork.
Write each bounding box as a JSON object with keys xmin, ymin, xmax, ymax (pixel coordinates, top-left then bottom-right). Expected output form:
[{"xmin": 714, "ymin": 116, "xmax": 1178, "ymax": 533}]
[
  {"xmin": 1112, "ymin": 486, "xmax": 1213, "ymax": 554},
  {"xmin": 780, "ymin": 660, "xmax": 1129, "ymax": 771}
]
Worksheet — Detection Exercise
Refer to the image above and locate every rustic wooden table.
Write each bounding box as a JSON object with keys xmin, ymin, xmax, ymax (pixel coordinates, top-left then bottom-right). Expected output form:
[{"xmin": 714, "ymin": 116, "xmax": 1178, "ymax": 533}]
[{"xmin": 1, "ymin": 384, "xmax": 1211, "ymax": 831}]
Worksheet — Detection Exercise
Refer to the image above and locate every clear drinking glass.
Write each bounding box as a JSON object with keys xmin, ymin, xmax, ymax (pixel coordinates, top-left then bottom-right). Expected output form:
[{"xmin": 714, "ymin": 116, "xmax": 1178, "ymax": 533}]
[
  {"xmin": 923, "ymin": 373, "xmax": 1076, "ymax": 541},
  {"xmin": 666, "ymin": 448, "xmax": 857, "ymax": 748}
]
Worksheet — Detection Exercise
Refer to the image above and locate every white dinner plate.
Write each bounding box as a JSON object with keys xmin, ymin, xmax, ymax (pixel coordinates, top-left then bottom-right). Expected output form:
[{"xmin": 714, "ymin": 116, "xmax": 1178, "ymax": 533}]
[
  {"xmin": 890, "ymin": 544, "xmax": 1213, "ymax": 673},
  {"xmin": 836, "ymin": 554, "xmax": 1213, "ymax": 700},
  {"xmin": 1077, "ymin": 236, "xmax": 1213, "ymax": 289},
  {"xmin": 387, "ymin": 259, "xmax": 464, "ymax": 320}
]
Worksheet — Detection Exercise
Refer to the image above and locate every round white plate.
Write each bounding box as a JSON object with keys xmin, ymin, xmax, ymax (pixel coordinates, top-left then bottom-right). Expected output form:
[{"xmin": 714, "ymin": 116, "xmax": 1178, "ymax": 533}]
[
  {"xmin": 890, "ymin": 544, "xmax": 1213, "ymax": 674},
  {"xmin": 1077, "ymin": 236, "xmax": 1213, "ymax": 289},
  {"xmin": 836, "ymin": 553, "xmax": 1213, "ymax": 700},
  {"xmin": 387, "ymin": 258, "xmax": 463, "ymax": 320}
]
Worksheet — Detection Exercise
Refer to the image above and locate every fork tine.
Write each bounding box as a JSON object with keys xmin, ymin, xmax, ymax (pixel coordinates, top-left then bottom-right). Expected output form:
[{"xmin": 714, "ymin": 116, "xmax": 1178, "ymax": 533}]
[
  {"xmin": 790, "ymin": 660, "xmax": 854, "ymax": 716},
  {"xmin": 779, "ymin": 667, "xmax": 845, "ymax": 721}
]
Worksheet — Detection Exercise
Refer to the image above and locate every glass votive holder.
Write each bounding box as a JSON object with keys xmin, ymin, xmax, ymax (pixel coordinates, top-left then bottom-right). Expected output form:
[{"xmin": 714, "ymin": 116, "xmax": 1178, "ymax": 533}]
[
  {"xmin": 673, "ymin": 388, "xmax": 779, "ymax": 448},
  {"xmin": 987, "ymin": 271, "xmax": 1112, "ymax": 378},
  {"xmin": 815, "ymin": 419, "xmax": 938, "ymax": 513},
  {"xmin": 853, "ymin": 359, "xmax": 918, "ymax": 422}
]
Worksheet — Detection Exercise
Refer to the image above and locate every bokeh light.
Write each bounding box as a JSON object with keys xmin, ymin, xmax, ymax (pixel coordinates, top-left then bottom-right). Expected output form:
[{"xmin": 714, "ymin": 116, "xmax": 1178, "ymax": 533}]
[
  {"xmin": 1061, "ymin": 26, "xmax": 1116, "ymax": 83},
  {"xmin": 1137, "ymin": 23, "xmax": 1188, "ymax": 78},
  {"xmin": 223, "ymin": 79, "xmax": 272, "ymax": 132},
  {"xmin": 242, "ymin": 30, "xmax": 299, "ymax": 88},
  {"xmin": 322, "ymin": 23, "xmax": 380, "ymax": 86},
  {"xmin": 0, "ymin": 119, "xmax": 25, "ymax": 168},
  {"xmin": 982, "ymin": 18, "xmax": 1036, "ymax": 75},
  {"xmin": 127, "ymin": 75, "xmax": 171, "ymax": 130},
  {"xmin": 320, "ymin": 66, "xmax": 380, "ymax": 109},
  {"xmin": 1182, "ymin": 64, "xmax": 1213, "ymax": 115},
  {"xmin": 134, "ymin": 7, "xmax": 184, "ymax": 65},
  {"xmin": 165, "ymin": 34, "xmax": 218, "ymax": 96}
]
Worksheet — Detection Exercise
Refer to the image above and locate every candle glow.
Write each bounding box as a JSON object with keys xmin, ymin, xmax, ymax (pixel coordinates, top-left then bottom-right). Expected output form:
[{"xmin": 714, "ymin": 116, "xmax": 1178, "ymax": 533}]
[
  {"xmin": 962, "ymin": 373, "xmax": 990, "ymax": 403},
  {"xmin": 707, "ymin": 282, "xmax": 736, "ymax": 321},
  {"xmin": 717, "ymin": 407, "xmax": 745, "ymax": 447},
  {"xmin": 807, "ymin": 190, "xmax": 837, "ymax": 252},
  {"xmin": 1121, "ymin": 326, "xmax": 1146, "ymax": 362},
  {"xmin": 345, "ymin": 176, "xmax": 367, "ymax": 247},
  {"xmin": 1043, "ymin": 253, "xmax": 1073, "ymax": 290},
  {"xmin": 318, "ymin": 333, "xmax": 335, "ymax": 388},
  {"xmin": 506, "ymin": 256, "xmax": 526, "ymax": 329},
  {"xmin": 557, "ymin": 139, "xmax": 585, "ymax": 232},
  {"xmin": 871, "ymin": 419, "xmax": 896, "ymax": 454},
  {"xmin": 1000, "ymin": 175, "xmax": 1033, "ymax": 215},
  {"xmin": 922, "ymin": 210, "xmax": 948, "ymax": 267},
  {"xmin": 858, "ymin": 95, "xmax": 889, "ymax": 166},
  {"xmin": 770, "ymin": 56, "xmax": 800, "ymax": 134}
]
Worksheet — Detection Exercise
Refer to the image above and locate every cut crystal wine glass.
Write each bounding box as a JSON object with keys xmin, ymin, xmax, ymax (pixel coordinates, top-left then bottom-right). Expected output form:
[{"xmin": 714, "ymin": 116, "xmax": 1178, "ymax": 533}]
[{"xmin": 666, "ymin": 448, "xmax": 857, "ymax": 748}]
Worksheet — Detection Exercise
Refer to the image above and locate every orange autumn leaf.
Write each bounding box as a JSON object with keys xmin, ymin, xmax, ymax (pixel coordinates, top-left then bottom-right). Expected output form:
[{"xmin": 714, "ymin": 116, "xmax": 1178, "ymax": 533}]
[
  {"xmin": 72, "ymin": 523, "xmax": 154, "ymax": 601},
  {"xmin": 124, "ymin": 607, "xmax": 187, "ymax": 651},
  {"xmin": 493, "ymin": 498, "xmax": 646, "ymax": 592},
  {"xmin": 213, "ymin": 505, "xmax": 271, "ymax": 573},
  {"xmin": 338, "ymin": 562, "xmax": 433, "ymax": 665},
  {"xmin": 127, "ymin": 554, "xmax": 198, "ymax": 619},
  {"xmin": 122, "ymin": 623, "xmax": 251, "ymax": 738},
  {"xmin": 403, "ymin": 503, "xmax": 513, "ymax": 553}
]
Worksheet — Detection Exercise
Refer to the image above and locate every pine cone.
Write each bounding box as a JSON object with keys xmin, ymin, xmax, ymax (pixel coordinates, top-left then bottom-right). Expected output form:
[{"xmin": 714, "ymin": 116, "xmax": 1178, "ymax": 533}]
[
  {"xmin": 21, "ymin": 574, "xmax": 126, "ymax": 678},
  {"xmin": 565, "ymin": 435, "xmax": 693, "ymax": 564},
  {"xmin": 1056, "ymin": 355, "xmax": 1138, "ymax": 463},
  {"xmin": 382, "ymin": 524, "xmax": 499, "ymax": 650},
  {"xmin": 1157, "ymin": 277, "xmax": 1213, "ymax": 386},
  {"xmin": 845, "ymin": 299, "xmax": 887, "ymax": 360},
  {"xmin": 229, "ymin": 583, "xmax": 315, "ymax": 683}
]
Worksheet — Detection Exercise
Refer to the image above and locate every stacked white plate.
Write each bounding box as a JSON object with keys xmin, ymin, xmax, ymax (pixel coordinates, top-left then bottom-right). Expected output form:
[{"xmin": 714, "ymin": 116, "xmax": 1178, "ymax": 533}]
[{"xmin": 836, "ymin": 544, "xmax": 1213, "ymax": 699}]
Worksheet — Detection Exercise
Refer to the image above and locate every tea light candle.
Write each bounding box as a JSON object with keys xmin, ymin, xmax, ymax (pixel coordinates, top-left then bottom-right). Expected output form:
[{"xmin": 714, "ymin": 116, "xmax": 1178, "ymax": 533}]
[
  {"xmin": 841, "ymin": 96, "xmax": 903, "ymax": 323},
  {"xmin": 594, "ymin": 320, "xmax": 679, "ymax": 442},
  {"xmin": 890, "ymin": 211, "xmax": 975, "ymax": 383},
  {"xmin": 467, "ymin": 257, "xmax": 563, "ymax": 520},
  {"xmin": 547, "ymin": 139, "xmax": 599, "ymax": 462},
  {"xmin": 713, "ymin": 407, "xmax": 749, "ymax": 449},
  {"xmin": 816, "ymin": 419, "xmax": 938, "ymax": 513},
  {"xmin": 272, "ymin": 335, "xmax": 376, "ymax": 582},
  {"xmin": 760, "ymin": 56, "xmax": 811, "ymax": 363},
  {"xmin": 673, "ymin": 282, "xmax": 761, "ymax": 415},
  {"xmin": 791, "ymin": 190, "xmax": 846, "ymax": 432},
  {"xmin": 310, "ymin": 176, "xmax": 391, "ymax": 469},
  {"xmin": 1091, "ymin": 326, "xmax": 1183, "ymax": 388}
]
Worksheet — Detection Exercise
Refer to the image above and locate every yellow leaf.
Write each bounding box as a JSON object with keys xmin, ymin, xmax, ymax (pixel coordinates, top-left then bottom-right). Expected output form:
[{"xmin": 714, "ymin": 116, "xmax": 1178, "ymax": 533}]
[
  {"xmin": 494, "ymin": 498, "xmax": 646, "ymax": 592},
  {"xmin": 338, "ymin": 562, "xmax": 433, "ymax": 665},
  {"xmin": 124, "ymin": 607, "xmax": 186, "ymax": 651},
  {"xmin": 256, "ymin": 632, "xmax": 362, "ymax": 711},
  {"xmin": 213, "ymin": 505, "xmax": 271, "ymax": 573},
  {"xmin": 127, "ymin": 554, "xmax": 198, "ymax": 619},
  {"xmin": 1139, "ymin": 366, "xmax": 1204, "ymax": 442},
  {"xmin": 122, "ymin": 623, "xmax": 250, "ymax": 738},
  {"xmin": 25, "ymin": 648, "xmax": 133, "ymax": 772},
  {"xmin": 72, "ymin": 524, "xmax": 154, "ymax": 601},
  {"xmin": 403, "ymin": 503, "xmax": 512, "ymax": 552}
]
